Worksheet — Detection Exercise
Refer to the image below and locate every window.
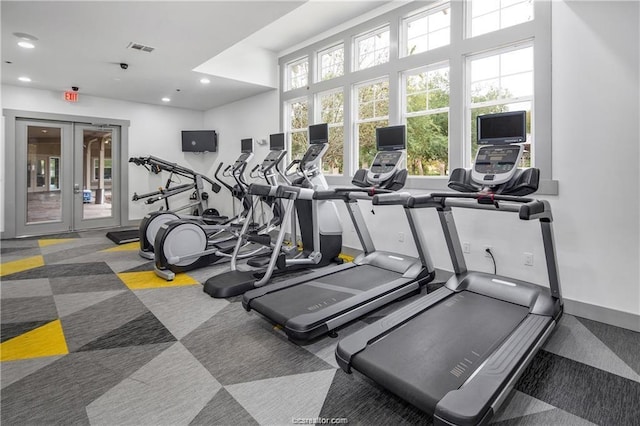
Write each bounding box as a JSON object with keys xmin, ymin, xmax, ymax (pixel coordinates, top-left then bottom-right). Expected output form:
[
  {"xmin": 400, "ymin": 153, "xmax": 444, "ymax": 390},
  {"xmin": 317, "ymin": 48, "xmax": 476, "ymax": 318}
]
[
  {"xmin": 286, "ymin": 57, "xmax": 308, "ymax": 91},
  {"xmin": 93, "ymin": 158, "xmax": 112, "ymax": 180},
  {"xmin": 318, "ymin": 44, "xmax": 344, "ymax": 81},
  {"xmin": 403, "ymin": 64, "xmax": 450, "ymax": 176},
  {"xmin": 469, "ymin": 0, "xmax": 534, "ymax": 38},
  {"xmin": 403, "ymin": 3, "xmax": 451, "ymax": 56},
  {"xmin": 286, "ymin": 98, "xmax": 308, "ymax": 160},
  {"xmin": 355, "ymin": 79, "xmax": 389, "ymax": 169},
  {"xmin": 468, "ymin": 45, "xmax": 533, "ymax": 166},
  {"xmin": 317, "ymin": 89, "xmax": 344, "ymax": 174},
  {"xmin": 279, "ymin": 1, "xmax": 552, "ymax": 192},
  {"xmin": 354, "ymin": 26, "xmax": 390, "ymax": 71}
]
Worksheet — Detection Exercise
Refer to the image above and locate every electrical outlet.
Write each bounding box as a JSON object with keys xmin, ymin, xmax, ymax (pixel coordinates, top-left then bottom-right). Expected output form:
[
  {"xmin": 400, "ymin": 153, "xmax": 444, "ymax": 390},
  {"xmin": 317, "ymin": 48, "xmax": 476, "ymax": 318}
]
[
  {"xmin": 483, "ymin": 245, "xmax": 493, "ymax": 258},
  {"xmin": 462, "ymin": 242, "xmax": 471, "ymax": 253},
  {"xmin": 524, "ymin": 252, "xmax": 534, "ymax": 266},
  {"xmin": 398, "ymin": 232, "xmax": 405, "ymax": 242}
]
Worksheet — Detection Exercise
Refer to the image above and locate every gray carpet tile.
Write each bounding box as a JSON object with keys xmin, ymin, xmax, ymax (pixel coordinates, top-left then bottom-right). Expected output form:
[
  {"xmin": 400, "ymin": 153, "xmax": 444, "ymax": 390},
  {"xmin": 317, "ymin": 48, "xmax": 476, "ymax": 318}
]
[
  {"xmin": 86, "ymin": 342, "xmax": 221, "ymax": 426},
  {"xmin": 181, "ymin": 302, "xmax": 334, "ymax": 386},
  {"xmin": 319, "ymin": 368, "xmax": 432, "ymax": 425},
  {"xmin": 1, "ymin": 343, "xmax": 171, "ymax": 425},
  {"xmin": 492, "ymin": 407, "xmax": 598, "ymax": 425},
  {"xmin": 76, "ymin": 311, "xmax": 176, "ymax": 352},
  {"xmin": 121, "ymin": 261, "xmax": 156, "ymax": 273},
  {"xmin": 49, "ymin": 273, "xmax": 128, "ymax": 295},
  {"xmin": 60, "ymin": 291, "xmax": 151, "ymax": 352},
  {"xmin": 17, "ymin": 232, "xmax": 82, "ymax": 240},
  {"xmin": 43, "ymin": 243, "xmax": 123, "ymax": 265},
  {"xmin": 2, "ymin": 262, "xmax": 114, "ymax": 280},
  {"xmin": 0, "ymin": 355, "xmax": 64, "ymax": 389},
  {"xmin": 576, "ymin": 315, "xmax": 640, "ymax": 375},
  {"xmin": 190, "ymin": 388, "xmax": 259, "ymax": 426},
  {"xmin": 54, "ymin": 290, "xmax": 127, "ymax": 317},
  {"xmin": 490, "ymin": 390, "xmax": 555, "ymax": 423},
  {"xmin": 134, "ymin": 285, "xmax": 229, "ymax": 340},
  {"xmin": 1, "ymin": 296, "xmax": 58, "ymax": 324},
  {"xmin": 0, "ymin": 278, "xmax": 52, "ymax": 299},
  {"xmin": 1, "ymin": 320, "xmax": 52, "ymax": 342},
  {"xmin": 515, "ymin": 350, "xmax": 640, "ymax": 425},
  {"xmin": 0, "ymin": 240, "xmax": 40, "ymax": 249},
  {"xmin": 1, "ymin": 246, "xmax": 38, "ymax": 255}
]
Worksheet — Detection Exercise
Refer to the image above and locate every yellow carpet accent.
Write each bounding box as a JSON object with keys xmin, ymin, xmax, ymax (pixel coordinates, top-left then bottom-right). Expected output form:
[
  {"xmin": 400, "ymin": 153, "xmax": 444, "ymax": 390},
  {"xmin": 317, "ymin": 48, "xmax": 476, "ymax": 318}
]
[
  {"xmin": 338, "ymin": 253, "xmax": 355, "ymax": 263},
  {"xmin": 38, "ymin": 238, "xmax": 77, "ymax": 248},
  {"xmin": 0, "ymin": 320, "xmax": 69, "ymax": 362},
  {"xmin": 117, "ymin": 271, "xmax": 198, "ymax": 290},
  {"xmin": 0, "ymin": 255, "xmax": 45, "ymax": 277},
  {"xmin": 102, "ymin": 242, "xmax": 139, "ymax": 252}
]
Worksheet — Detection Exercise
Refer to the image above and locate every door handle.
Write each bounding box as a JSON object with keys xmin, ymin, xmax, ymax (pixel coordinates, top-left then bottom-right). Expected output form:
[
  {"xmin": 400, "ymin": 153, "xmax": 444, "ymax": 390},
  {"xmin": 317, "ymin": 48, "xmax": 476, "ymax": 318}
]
[{"xmin": 74, "ymin": 184, "xmax": 81, "ymax": 194}]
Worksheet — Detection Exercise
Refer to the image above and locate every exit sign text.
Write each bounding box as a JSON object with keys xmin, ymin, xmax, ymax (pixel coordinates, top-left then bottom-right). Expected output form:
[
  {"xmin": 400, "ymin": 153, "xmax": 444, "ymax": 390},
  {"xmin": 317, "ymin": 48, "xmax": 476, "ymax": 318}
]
[{"xmin": 64, "ymin": 91, "xmax": 79, "ymax": 102}]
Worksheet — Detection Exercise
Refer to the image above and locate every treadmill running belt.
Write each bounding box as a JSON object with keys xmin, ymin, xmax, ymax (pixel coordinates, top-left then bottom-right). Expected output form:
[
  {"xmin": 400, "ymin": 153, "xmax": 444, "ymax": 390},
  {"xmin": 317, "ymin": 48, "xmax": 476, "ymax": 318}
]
[
  {"xmin": 251, "ymin": 265, "xmax": 400, "ymax": 326},
  {"xmin": 351, "ymin": 291, "xmax": 529, "ymax": 414}
]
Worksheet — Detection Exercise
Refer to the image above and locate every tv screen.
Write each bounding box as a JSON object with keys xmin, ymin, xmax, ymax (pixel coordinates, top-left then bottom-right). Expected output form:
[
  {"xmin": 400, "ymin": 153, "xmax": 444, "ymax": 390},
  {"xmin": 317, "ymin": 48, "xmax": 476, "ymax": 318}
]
[
  {"xmin": 376, "ymin": 125, "xmax": 406, "ymax": 151},
  {"xmin": 181, "ymin": 130, "xmax": 217, "ymax": 152},
  {"xmin": 241, "ymin": 138, "xmax": 253, "ymax": 153},
  {"xmin": 477, "ymin": 111, "xmax": 526, "ymax": 145},
  {"xmin": 309, "ymin": 123, "xmax": 328, "ymax": 145},
  {"xmin": 270, "ymin": 133, "xmax": 285, "ymax": 151}
]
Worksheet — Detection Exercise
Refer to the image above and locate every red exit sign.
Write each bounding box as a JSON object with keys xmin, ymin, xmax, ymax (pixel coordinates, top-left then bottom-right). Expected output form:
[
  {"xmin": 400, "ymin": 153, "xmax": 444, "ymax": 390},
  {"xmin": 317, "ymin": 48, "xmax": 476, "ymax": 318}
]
[{"xmin": 64, "ymin": 91, "xmax": 79, "ymax": 102}]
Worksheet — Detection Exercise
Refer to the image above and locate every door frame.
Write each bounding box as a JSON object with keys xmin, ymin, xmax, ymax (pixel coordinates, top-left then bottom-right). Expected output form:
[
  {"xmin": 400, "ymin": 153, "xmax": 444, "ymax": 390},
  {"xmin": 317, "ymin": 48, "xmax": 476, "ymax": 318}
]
[{"xmin": 2, "ymin": 109, "xmax": 130, "ymax": 238}]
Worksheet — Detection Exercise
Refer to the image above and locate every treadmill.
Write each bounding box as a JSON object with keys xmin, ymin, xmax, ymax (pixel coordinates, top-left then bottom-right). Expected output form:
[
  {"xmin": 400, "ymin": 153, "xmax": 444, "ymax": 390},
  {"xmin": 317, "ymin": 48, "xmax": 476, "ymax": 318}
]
[
  {"xmin": 242, "ymin": 125, "xmax": 447, "ymax": 341},
  {"xmin": 335, "ymin": 111, "xmax": 563, "ymax": 425}
]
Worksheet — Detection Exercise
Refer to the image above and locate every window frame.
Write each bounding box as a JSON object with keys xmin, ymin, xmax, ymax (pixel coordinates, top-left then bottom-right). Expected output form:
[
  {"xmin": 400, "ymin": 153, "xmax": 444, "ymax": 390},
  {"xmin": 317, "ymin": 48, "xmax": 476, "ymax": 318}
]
[
  {"xmin": 401, "ymin": 1, "xmax": 452, "ymax": 58},
  {"xmin": 317, "ymin": 43, "xmax": 345, "ymax": 82},
  {"xmin": 315, "ymin": 87, "xmax": 346, "ymax": 175},
  {"xmin": 353, "ymin": 25, "xmax": 391, "ymax": 72},
  {"xmin": 278, "ymin": 0, "xmax": 555, "ymax": 194}
]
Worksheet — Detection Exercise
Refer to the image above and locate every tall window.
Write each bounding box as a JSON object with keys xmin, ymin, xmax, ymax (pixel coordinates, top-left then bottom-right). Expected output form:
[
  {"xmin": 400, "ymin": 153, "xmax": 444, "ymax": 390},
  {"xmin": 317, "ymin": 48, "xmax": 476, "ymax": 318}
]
[
  {"xmin": 318, "ymin": 44, "xmax": 344, "ymax": 81},
  {"xmin": 286, "ymin": 57, "xmax": 308, "ymax": 91},
  {"xmin": 468, "ymin": 45, "xmax": 533, "ymax": 165},
  {"xmin": 403, "ymin": 64, "xmax": 450, "ymax": 176},
  {"xmin": 317, "ymin": 89, "xmax": 344, "ymax": 174},
  {"xmin": 355, "ymin": 78, "xmax": 389, "ymax": 168},
  {"xmin": 469, "ymin": 0, "xmax": 534, "ymax": 38},
  {"xmin": 354, "ymin": 26, "xmax": 390, "ymax": 71},
  {"xmin": 286, "ymin": 98, "xmax": 308, "ymax": 160},
  {"xmin": 403, "ymin": 2, "xmax": 451, "ymax": 56}
]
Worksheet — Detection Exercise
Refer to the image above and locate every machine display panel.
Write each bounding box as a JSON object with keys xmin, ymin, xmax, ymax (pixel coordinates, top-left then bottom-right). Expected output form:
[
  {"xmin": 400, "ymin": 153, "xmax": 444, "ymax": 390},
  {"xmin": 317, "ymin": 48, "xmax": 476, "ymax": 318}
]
[
  {"xmin": 376, "ymin": 125, "xmax": 406, "ymax": 151},
  {"xmin": 241, "ymin": 138, "xmax": 254, "ymax": 153},
  {"xmin": 181, "ymin": 130, "xmax": 217, "ymax": 152},
  {"xmin": 270, "ymin": 133, "xmax": 285, "ymax": 151},
  {"xmin": 309, "ymin": 123, "xmax": 328, "ymax": 145},
  {"xmin": 477, "ymin": 111, "xmax": 526, "ymax": 145}
]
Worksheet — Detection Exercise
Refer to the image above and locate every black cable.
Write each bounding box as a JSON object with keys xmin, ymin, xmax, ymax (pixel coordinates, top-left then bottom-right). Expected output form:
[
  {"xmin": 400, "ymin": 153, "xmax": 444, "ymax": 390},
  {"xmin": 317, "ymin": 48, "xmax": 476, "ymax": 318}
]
[{"xmin": 486, "ymin": 248, "xmax": 497, "ymax": 275}]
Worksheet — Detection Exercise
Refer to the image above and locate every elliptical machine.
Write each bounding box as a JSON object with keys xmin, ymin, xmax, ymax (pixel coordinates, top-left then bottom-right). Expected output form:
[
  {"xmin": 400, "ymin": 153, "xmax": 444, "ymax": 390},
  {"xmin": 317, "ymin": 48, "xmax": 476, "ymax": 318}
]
[
  {"xmin": 203, "ymin": 123, "xmax": 343, "ymax": 298},
  {"xmin": 152, "ymin": 135, "xmax": 288, "ymax": 281},
  {"xmin": 137, "ymin": 142, "xmax": 254, "ymax": 260}
]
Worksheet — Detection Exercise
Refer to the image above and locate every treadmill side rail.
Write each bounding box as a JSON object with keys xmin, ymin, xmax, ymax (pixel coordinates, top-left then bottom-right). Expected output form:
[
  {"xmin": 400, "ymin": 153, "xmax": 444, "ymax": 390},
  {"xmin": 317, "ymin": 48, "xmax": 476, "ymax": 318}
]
[
  {"xmin": 434, "ymin": 314, "xmax": 555, "ymax": 426},
  {"xmin": 335, "ymin": 286, "xmax": 453, "ymax": 373}
]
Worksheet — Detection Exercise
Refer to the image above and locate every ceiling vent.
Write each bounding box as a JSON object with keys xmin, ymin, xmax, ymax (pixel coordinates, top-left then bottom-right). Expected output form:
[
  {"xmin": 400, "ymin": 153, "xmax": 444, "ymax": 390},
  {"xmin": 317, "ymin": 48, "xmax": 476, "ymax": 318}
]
[{"xmin": 127, "ymin": 42, "xmax": 155, "ymax": 53}]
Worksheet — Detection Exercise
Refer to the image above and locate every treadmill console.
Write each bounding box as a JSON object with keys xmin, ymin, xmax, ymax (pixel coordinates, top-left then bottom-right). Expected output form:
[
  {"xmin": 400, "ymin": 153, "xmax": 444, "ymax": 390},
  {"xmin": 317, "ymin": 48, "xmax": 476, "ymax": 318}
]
[
  {"xmin": 260, "ymin": 149, "xmax": 286, "ymax": 173},
  {"xmin": 367, "ymin": 151, "xmax": 406, "ymax": 185},
  {"xmin": 471, "ymin": 145, "xmax": 523, "ymax": 186},
  {"xmin": 232, "ymin": 152, "xmax": 254, "ymax": 171},
  {"xmin": 300, "ymin": 143, "xmax": 328, "ymax": 173}
]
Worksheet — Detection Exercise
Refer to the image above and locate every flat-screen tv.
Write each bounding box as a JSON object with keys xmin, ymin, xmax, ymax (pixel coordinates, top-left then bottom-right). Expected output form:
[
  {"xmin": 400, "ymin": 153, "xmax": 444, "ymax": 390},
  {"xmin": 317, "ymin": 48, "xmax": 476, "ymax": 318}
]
[
  {"xmin": 241, "ymin": 138, "xmax": 254, "ymax": 153},
  {"xmin": 477, "ymin": 110, "xmax": 526, "ymax": 145},
  {"xmin": 181, "ymin": 130, "xmax": 217, "ymax": 152},
  {"xmin": 309, "ymin": 123, "xmax": 328, "ymax": 145},
  {"xmin": 270, "ymin": 133, "xmax": 285, "ymax": 151},
  {"xmin": 376, "ymin": 125, "xmax": 406, "ymax": 151}
]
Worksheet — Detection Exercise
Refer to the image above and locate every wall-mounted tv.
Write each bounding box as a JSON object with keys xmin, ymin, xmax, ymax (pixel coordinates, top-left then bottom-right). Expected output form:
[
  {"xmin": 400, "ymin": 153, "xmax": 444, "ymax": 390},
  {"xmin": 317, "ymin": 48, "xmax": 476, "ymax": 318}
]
[
  {"xmin": 376, "ymin": 125, "xmax": 406, "ymax": 151},
  {"xmin": 181, "ymin": 130, "xmax": 217, "ymax": 152},
  {"xmin": 270, "ymin": 133, "xmax": 285, "ymax": 151},
  {"xmin": 477, "ymin": 110, "xmax": 527, "ymax": 145},
  {"xmin": 241, "ymin": 138, "xmax": 254, "ymax": 153},
  {"xmin": 309, "ymin": 123, "xmax": 328, "ymax": 145}
]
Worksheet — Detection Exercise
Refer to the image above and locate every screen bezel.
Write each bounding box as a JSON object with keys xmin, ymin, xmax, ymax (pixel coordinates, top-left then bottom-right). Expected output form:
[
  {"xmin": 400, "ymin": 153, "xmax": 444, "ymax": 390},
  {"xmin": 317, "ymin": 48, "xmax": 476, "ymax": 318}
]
[
  {"xmin": 308, "ymin": 123, "xmax": 328, "ymax": 145},
  {"xmin": 269, "ymin": 133, "xmax": 285, "ymax": 151},
  {"xmin": 240, "ymin": 138, "xmax": 254, "ymax": 153},
  {"xmin": 181, "ymin": 130, "xmax": 217, "ymax": 152},
  {"xmin": 376, "ymin": 125, "xmax": 406, "ymax": 151},
  {"xmin": 477, "ymin": 110, "xmax": 527, "ymax": 145}
]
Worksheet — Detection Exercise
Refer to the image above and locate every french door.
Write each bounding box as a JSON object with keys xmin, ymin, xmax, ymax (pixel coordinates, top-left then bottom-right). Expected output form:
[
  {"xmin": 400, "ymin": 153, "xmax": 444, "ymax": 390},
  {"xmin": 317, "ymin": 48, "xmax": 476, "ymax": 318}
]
[{"xmin": 15, "ymin": 119, "xmax": 121, "ymax": 236}]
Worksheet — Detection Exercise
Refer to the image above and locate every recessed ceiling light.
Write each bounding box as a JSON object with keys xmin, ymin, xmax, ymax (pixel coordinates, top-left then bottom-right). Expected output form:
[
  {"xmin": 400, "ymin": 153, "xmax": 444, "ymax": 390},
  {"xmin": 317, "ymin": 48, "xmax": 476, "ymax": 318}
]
[
  {"xmin": 18, "ymin": 41, "xmax": 35, "ymax": 49},
  {"xmin": 13, "ymin": 32, "xmax": 38, "ymax": 41},
  {"xmin": 161, "ymin": 97, "xmax": 171, "ymax": 102},
  {"xmin": 18, "ymin": 76, "xmax": 31, "ymax": 82},
  {"xmin": 200, "ymin": 78, "xmax": 210, "ymax": 84},
  {"xmin": 41, "ymin": 129, "xmax": 48, "ymax": 134}
]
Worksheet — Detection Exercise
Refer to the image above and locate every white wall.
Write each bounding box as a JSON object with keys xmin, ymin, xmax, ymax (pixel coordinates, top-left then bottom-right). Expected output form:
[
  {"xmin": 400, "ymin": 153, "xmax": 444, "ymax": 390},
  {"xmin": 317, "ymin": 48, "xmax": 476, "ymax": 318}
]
[
  {"xmin": 203, "ymin": 89, "xmax": 280, "ymax": 219},
  {"xmin": 1, "ymin": 84, "xmax": 205, "ymax": 224}
]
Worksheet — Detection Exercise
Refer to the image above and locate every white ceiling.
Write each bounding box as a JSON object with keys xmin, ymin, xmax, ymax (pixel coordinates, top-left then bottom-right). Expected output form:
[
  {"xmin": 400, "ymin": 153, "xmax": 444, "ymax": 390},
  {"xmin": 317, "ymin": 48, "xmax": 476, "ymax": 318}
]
[{"xmin": 1, "ymin": 1, "xmax": 395, "ymax": 111}]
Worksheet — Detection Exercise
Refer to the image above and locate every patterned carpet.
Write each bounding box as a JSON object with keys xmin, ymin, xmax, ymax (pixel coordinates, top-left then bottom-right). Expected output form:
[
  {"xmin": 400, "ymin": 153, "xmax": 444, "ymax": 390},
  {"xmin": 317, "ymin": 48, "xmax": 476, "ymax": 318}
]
[{"xmin": 1, "ymin": 230, "xmax": 639, "ymax": 425}]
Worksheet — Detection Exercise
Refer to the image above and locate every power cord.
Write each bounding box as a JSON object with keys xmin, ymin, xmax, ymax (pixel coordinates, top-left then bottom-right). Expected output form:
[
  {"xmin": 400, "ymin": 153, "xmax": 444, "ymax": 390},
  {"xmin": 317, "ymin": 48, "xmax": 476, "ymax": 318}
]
[{"xmin": 485, "ymin": 248, "xmax": 497, "ymax": 275}]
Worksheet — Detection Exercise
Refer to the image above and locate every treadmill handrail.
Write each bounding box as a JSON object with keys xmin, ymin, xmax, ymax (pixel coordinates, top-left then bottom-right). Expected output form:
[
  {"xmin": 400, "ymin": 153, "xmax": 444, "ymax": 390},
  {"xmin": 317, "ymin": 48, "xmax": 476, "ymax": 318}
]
[
  {"xmin": 313, "ymin": 187, "xmax": 395, "ymax": 201},
  {"xmin": 407, "ymin": 193, "xmax": 553, "ymax": 222}
]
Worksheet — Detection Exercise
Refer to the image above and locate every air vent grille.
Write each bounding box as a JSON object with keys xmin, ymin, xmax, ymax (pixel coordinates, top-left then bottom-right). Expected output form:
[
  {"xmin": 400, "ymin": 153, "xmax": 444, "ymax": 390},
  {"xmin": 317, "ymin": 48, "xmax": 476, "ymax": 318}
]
[{"xmin": 127, "ymin": 42, "xmax": 155, "ymax": 53}]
